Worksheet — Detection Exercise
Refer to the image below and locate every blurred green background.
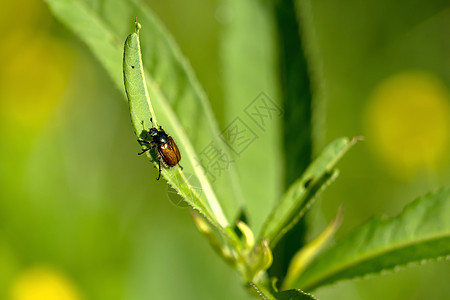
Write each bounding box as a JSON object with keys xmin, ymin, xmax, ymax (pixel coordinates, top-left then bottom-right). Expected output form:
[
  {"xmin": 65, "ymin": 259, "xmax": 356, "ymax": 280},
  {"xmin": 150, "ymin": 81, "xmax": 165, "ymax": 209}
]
[{"xmin": 0, "ymin": 0, "xmax": 449, "ymax": 299}]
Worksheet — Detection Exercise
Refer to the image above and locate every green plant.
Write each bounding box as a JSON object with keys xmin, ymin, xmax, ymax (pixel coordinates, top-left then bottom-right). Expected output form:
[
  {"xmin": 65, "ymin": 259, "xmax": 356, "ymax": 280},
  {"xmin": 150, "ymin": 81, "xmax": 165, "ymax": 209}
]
[{"xmin": 46, "ymin": 0, "xmax": 450, "ymax": 299}]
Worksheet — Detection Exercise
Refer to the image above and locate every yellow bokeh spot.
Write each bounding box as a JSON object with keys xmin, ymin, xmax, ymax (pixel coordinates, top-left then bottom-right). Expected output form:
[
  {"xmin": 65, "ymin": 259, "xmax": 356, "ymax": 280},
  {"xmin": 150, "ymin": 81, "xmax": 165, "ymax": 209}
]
[
  {"xmin": 9, "ymin": 266, "xmax": 82, "ymax": 300},
  {"xmin": 365, "ymin": 71, "xmax": 450, "ymax": 178},
  {"xmin": 0, "ymin": 33, "xmax": 72, "ymax": 132},
  {"xmin": 0, "ymin": 0, "xmax": 72, "ymax": 134}
]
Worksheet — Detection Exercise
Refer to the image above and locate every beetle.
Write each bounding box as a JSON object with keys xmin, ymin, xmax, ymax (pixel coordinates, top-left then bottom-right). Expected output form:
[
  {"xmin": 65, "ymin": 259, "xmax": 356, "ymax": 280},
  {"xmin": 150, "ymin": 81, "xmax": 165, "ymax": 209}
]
[{"xmin": 137, "ymin": 119, "xmax": 181, "ymax": 180}]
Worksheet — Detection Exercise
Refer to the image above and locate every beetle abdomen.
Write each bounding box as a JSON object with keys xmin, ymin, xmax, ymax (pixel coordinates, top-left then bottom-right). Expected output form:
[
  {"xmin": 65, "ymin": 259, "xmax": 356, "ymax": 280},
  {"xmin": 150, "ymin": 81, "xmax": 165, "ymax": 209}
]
[{"xmin": 158, "ymin": 136, "xmax": 181, "ymax": 167}]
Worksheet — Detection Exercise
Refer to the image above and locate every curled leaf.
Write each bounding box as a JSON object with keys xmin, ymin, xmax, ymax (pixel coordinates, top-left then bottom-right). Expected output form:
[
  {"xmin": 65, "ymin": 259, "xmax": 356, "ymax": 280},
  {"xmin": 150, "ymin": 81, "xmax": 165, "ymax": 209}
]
[{"xmin": 283, "ymin": 207, "xmax": 344, "ymax": 289}]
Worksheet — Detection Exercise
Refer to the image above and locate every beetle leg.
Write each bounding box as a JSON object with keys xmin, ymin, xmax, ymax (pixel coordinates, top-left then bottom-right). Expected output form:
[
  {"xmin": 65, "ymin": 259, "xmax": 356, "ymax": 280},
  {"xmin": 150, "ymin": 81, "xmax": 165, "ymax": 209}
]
[
  {"xmin": 178, "ymin": 164, "xmax": 183, "ymax": 170},
  {"xmin": 137, "ymin": 142, "xmax": 155, "ymax": 155},
  {"xmin": 156, "ymin": 159, "xmax": 161, "ymax": 180},
  {"xmin": 138, "ymin": 148, "xmax": 150, "ymax": 155},
  {"xmin": 137, "ymin": 139, "xmax": 151, "ymax": 145}
]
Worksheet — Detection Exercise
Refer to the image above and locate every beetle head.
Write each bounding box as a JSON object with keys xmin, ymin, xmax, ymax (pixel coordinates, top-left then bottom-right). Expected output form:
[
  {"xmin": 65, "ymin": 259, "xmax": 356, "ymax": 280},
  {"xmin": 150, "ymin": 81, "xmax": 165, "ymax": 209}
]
[{"xmin": 149, "ymin": 127, "xmax": 158, "ymax": 137}]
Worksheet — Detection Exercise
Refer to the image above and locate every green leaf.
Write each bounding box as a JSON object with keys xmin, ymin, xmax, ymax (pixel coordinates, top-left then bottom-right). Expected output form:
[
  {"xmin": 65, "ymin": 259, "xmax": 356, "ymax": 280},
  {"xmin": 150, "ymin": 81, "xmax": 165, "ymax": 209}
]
[
  {"xmin": 276, "ymin": 289, "xmax": 318, "ymax": 300},
  {"xmin": 260, "ymin": 137, "xmax": 357, "ymax": 247},
  {"xmin": 221, "ymin": 0, "xmax": 282, "ymax": 234},
  {"xmin": 269, "ymin": 0, "xmax": 316, "ymax": 281},
  {"xmin": 247, "ymin": 283, "xmax": 319, "ymax": 300},
  {"xmin": 274, "ymin": 0, "xmax": 313, "ymax": 187},
  {"xmin": 282, "ymin": 207, "xmax": 344, "ymax": 290},
  {"xmin": 294, "ymin": 0, "xmax": 327, "ymax": 152},
  {"xmin": 247, "ymin": 282, "xmax": 275, "ymax": 300},
  {"xmin": 123, "ymin": 24, "xmax": 227, "ymax": 230},
  {"xmin": 295, "ymin": 188, "xmax": 450, "ymax": 290},
  {"xmin": 45, "ymin": 0, "xmax": 245, "ymax": 222}
]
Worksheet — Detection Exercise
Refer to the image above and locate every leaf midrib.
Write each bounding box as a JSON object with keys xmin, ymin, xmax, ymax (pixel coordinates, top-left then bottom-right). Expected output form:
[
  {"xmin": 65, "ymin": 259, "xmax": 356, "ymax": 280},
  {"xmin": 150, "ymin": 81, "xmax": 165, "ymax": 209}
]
[
  {"xmin": 145, "ymin": 77, "xmax": 229, "ymax": 227},
  {"xmin": 74, "ymin": 0, "xmax": 231, "ymax": 227}
]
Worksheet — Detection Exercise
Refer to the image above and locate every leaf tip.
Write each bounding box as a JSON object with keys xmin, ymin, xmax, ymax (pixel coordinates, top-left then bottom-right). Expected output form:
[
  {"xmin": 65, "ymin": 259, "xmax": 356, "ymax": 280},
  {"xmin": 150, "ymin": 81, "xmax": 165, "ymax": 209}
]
[{"xmin": 134, "ymin": 17, "xmax": 141, "ymax": 34}]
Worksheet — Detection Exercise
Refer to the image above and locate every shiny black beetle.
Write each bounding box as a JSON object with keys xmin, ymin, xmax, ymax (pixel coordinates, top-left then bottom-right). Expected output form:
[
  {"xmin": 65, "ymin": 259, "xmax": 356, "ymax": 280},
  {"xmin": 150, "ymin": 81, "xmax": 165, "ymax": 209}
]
[{"xmin": 138, "ymin": 119, "xmax": 181, "ymax": 180}]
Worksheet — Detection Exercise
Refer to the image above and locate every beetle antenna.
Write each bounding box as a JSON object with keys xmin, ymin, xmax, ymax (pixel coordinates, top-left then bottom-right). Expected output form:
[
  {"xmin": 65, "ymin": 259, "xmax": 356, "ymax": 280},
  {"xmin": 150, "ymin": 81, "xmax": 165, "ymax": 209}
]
[{"xmin": 150, "ymin": 117, "xmax": 155, "ymax": 128}]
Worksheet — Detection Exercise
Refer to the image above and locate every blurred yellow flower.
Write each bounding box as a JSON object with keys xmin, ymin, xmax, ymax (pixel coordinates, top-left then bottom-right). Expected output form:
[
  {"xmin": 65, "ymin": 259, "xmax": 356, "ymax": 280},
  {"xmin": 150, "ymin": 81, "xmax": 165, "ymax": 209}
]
[
  {"xmin": 0, "ymin": 0, "xmax": 72, "ymax": 134},
  {"xmin": 365, "ymin": 71, "xmax": 450, "ymax": 178},
  {"xmin": 9, "ymin": 266, "xmax": 82, "ymax": 300},
  {"xmin": 0, "ymin": 33, "xmax": 72, "ymax": 132}
]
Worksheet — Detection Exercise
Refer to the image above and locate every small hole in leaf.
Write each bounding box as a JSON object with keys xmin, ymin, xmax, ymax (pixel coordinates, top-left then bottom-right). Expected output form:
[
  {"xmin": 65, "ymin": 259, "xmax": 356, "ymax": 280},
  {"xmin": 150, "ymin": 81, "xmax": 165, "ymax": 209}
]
[
  {"xmin": 304, "ymin": 178, "xmax": 313, "ymax": 189},
  {"xmin": 131, "ymin": 65, "xmax": 135, "ymax": 69}
]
